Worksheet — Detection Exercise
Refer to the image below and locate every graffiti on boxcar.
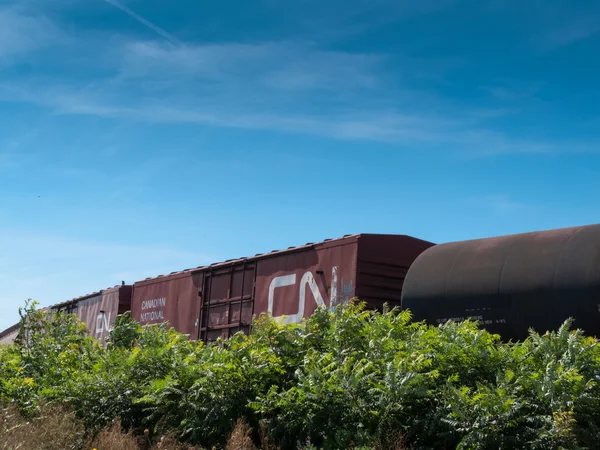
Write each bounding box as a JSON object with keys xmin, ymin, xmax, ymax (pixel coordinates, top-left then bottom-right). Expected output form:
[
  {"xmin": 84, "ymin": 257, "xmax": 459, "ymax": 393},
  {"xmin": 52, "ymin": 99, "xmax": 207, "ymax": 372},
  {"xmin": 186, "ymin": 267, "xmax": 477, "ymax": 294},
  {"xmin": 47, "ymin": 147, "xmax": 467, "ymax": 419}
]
[
  {"xmin": 435, "ymin": 315, "xmax": 505, "ymax": 326},
  {"xmin": 95, "ymin": 311, "xmax": 111, "ymax": 334},
  {"xmin": 268, "ymin": 271, "xmax": 325, "ymax": 324},
  {"xmin": 140, "ymin": 297, "xmax": 166, "ymax": 323},
  {"xmin": 331, "ymin": 278, "xmax": 353, "ymax": 307},
  {"xmin": 268, "ymin": 266, "xmax": 350, "ymax": 324}
]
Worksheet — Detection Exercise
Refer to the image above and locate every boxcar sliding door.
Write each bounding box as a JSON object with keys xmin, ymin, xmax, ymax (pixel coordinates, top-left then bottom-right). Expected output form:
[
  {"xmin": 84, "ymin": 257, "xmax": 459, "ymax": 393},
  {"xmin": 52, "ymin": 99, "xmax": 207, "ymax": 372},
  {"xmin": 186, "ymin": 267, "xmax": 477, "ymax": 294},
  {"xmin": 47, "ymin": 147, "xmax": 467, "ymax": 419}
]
[{"xmin": 199, "ymin": 262, "xmax": 256, "ymax": 342}]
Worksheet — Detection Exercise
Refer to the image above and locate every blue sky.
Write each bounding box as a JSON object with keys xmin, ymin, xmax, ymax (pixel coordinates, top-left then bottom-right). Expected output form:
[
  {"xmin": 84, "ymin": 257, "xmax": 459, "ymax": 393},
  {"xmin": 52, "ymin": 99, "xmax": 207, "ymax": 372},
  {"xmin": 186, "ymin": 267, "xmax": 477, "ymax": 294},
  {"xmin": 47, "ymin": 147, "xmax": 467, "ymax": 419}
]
[{"xmin": 1, "ymin": 0, "xmax": 599, "ymax": 330}]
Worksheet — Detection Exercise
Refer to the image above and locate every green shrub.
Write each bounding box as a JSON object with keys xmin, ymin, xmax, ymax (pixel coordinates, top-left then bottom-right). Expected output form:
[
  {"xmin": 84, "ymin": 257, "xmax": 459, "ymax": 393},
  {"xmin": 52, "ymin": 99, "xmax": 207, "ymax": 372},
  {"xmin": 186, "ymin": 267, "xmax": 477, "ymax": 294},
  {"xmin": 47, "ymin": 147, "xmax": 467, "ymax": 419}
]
[{"xmin": 2, "ymin": 299, "xmax": 600, "ymax": 449}]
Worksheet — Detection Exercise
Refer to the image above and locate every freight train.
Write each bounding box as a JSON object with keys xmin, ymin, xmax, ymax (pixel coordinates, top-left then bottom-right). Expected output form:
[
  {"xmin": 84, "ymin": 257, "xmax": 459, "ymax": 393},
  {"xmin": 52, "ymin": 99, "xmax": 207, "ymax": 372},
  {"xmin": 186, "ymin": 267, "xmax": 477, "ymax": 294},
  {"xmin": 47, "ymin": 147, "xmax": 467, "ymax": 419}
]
[
  {"xmin": 2, "ymin": 224, "xmax": 600, "ymax": 345},
  {"xmin": 0, "ymin": 233, "xmax": 434, "ymax": 344}
]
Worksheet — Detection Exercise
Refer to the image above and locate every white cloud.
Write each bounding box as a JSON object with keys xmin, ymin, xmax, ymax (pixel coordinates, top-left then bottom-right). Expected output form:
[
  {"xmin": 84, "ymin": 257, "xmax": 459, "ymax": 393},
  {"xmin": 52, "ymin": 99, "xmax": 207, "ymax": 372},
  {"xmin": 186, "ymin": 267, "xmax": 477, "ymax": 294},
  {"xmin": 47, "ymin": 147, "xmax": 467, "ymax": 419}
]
[
  {"xmin": 120, "ymin": 39, "xmax": 384, "ymax": 93},
  {"xmin": 0, "ymin": 32, "xmax": 559, "ymax": 156},
  {"xmin": 2, "ymin": 76, "xmax": 595, "ymax": 157},
  {"xmin": 0, "ymin": 4, "xmax": 594, "ymax": 157},
  {"xmin": 262, "ymin": 50, "xmax": 383, "ymax": 90},
  {"xmin": 122, "ymin": 40, "xmax": 282, "ymax": 79},
  {"xmin": 0, "ymin": 7, "xmax": 63, "ymax": 60}
]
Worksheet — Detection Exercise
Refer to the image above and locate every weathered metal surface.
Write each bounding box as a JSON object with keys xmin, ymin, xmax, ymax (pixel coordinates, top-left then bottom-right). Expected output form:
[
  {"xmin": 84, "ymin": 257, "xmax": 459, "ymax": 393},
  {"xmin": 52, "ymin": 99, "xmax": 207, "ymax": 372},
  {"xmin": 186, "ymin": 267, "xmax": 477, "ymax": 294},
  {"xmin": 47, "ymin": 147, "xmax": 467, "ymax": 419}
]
[
  {"xmin": 254, "ymin": 238, "xmax": 360, "ymax": 325},
  {"xmin": 131, "ymin": 272, "xmax": 202, "ymax": 338},
  {"xmin": 355, "ymin": 234, "xmax": 437, "ymax": 311},
  {"xmin": 130, "ymin": 233, "xmax": 434, "ymax": 342},
  {"xmin": 0, "ymin": 286, "xmax": 132, "ymax": 346},
  {"xmin": 173, "ymin": 234, "xmax": 435, "ymax": 341},
  {"xmin": 0, "ymin": 324, "xmax": 18, "ymax": 346},
  {"xmin": 72, "ymin": 293, "xmax": 104, "ymax": 337},
  {"xmin": 199, "ymin": 263, "xmax": 255, "ymax": 341},
  {"xmin": 53, "ymin": 285, "xmax": 133, "ymax": 342},
  {"xmin": 401, "ymin": 224, "xmax": 600, "ymax": 339}
]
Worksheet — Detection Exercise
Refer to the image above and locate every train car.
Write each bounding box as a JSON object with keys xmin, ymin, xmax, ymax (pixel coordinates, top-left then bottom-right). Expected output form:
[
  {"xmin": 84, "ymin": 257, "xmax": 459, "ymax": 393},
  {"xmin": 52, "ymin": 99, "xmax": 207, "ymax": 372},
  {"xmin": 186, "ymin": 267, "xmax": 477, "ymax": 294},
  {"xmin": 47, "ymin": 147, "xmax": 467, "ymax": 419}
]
[
  {"xmin": 132, "ymin": 233, "xmax": 435, "ymax": 342},
  {"xmin": 401, "ymin": 223, "xmax": 600, "ymax": 340},
  {"xmin": 0, "ymin": 285, "xmax": 132, "ymax": 346},
  {"xmin": 52, "ymin": 284, "xmax": 133, "ymax": 342},
  {"xmin": 132, "ymin": 272, "xmax": 203, "ymax": 337},
  {"xmin": 0, "ymin": 323, "xmax": 19, "ymax": 346}
]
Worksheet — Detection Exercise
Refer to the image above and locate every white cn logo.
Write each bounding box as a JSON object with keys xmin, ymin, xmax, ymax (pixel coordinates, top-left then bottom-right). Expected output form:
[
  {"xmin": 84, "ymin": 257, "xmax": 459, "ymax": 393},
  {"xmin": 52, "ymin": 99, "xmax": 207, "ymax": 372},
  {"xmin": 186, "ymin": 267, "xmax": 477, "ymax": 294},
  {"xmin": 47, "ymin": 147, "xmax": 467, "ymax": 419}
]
[
  {"xmin": 268, "ymin": 266, "xmax": 338, "ymax": 324},
  {"xmin": 95, "ymin": 311, "xmax": 111, "ymax": 335}
]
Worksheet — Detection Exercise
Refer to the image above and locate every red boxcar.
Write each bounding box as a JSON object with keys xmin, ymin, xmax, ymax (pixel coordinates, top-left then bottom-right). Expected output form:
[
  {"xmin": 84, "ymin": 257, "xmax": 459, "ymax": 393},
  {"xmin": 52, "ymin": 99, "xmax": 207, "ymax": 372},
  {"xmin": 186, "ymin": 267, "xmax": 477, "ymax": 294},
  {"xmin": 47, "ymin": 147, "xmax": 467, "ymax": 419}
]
[
  {"xmin": 0, "ymin": 324, "xmax": 18, "ymax": 346},
  {"xmin": 131, "ymin": 233, "xmax": 434, "ymax": 342},
  {"xmin": 53, "ymin": 284, "xmax": 132, "ymax": 342},
  {"xmin": 0, "ymin": 285, "xmax": 132, "ymax": 346},
  {"xmin": 131, "ymin": 272, "xmax": 203, "ymax": 337}
]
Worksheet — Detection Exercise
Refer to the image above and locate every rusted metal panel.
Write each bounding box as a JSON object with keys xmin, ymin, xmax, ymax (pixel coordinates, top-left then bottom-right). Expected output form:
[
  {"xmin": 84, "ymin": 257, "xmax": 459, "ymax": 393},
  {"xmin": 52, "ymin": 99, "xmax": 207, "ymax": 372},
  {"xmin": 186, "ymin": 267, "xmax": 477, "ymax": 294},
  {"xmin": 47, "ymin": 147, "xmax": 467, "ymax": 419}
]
[
  {"xmin": 49, "ymin": 285, "xmax": 132, "ymax": 343},
  {"xmin": 116, "ymin": 285, "xmax": 134, "ymax": 315},
  {"xmin": 0, "ymin": 286, "xmax": 132, "ymax": 346},
  {"xmin": 199, "ymin": 263, "xmax": 255, "ymax": 341},
  {"xmin": 135, "ymin": 233, "xmax": 434, "ymax": 342},
  {"xmin": 131, "ymin": 272, "xmax": 202, "ymax": 338},
  {"xmin": 74, "ymin": 285, "xmax": 133, "ymax": 342},
  {"xmin": 73, "ymin": 293, "xmax": 104, "ymax": 337},
  {"xmin": 355, "ymin": 234, "xmax": 436, "ymax": 311},
  {"xmin": 401, "ymin": 224, "xmax": 600, "ymax": 340},
  {"xmin": 254, "ymin": 238, "xmax": 360, "ymax": 325},
  {"xmin": 0, "ymin": 324, "xmax": 18, "ymax": 346}
]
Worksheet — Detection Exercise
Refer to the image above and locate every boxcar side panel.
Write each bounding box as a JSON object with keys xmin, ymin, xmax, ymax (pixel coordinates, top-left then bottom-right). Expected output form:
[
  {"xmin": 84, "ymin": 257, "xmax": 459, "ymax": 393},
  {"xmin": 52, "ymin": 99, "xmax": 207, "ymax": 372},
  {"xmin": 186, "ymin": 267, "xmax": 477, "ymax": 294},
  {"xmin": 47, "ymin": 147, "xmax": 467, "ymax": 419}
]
[
  {"xmin": 132, "ymin": 273, "xmax": 202, "ymax": 338},
  {"xmin": 77, "ymin": 289, "xmax": 127, "ymax": 342},
  {"xmin": 355, "ymin": 234, "xmax": 436, "ymax": 310},
  {"xmin": 254, "ymin": 241, "xmax": 359, "ymax": 324},
  {"xmin": 0, "ymin": 325, "xmax": 18, "ymax": 346},
  {"xmin": 73, "ymin": 293, "xmax": 102, "ymax": 337}
]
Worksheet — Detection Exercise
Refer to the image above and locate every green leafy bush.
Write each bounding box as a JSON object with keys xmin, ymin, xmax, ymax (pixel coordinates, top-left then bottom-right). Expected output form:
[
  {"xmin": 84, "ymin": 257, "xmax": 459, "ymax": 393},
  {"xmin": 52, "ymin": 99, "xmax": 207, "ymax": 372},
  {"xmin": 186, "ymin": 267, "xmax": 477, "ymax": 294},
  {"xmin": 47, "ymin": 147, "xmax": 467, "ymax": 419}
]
[{"xmin": 2, "ymin": 299, "xmax": 600, "ymax": 449}]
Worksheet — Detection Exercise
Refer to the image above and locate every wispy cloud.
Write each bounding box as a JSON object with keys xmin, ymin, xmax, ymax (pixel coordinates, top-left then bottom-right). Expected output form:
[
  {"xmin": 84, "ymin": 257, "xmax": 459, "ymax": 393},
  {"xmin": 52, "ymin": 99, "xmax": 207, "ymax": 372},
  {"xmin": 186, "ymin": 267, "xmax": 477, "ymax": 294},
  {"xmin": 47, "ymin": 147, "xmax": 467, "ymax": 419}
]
[
  {"xmin": 0, "ymin": 25, "xmax": 535, "ymax": 157},
  {"xmin": 122, "ymin": 40, "xmax": 284, "ymax": 79},
  {"xmin": 0, "ymin": 3, "xmax": 595, "ymax": 157},
  {"xmin": 14, "ymin": 87, "xmax": 597, "ymax": 155},
  {"xmin": 101, "ymin": 0, "xmax": 181, "ymax": 45},
  {"xmin": 465, "ymin": 195, "xmax": 541, "ymax": 217},
  {"xmin": 120, "ymin": 40, "xmax": 385, "ymax": 92},
  {"xmin": 1, "ymin": 72, "xmax": 595, "ymax": 157},
  {"xmin": 0, "ymin": 151, "xmax": 21, "ymax": 170},
  {"xmin": 0, "ymin": 6, "xmax": 63, "ymax": 60},
  {"xmin": 485, "ymin": 195, "xmax": 538, "ymax": 215},
  {"xmin": 483, "ymin": 80, "xmax": 543, "ymax": 102},
  {"xmin": 533, "ymin": 17, "xmax": 600, "ymax": 51},
  {"xmin": 263, "ymin": 50, "xmax": 382, "ymax": 90}
]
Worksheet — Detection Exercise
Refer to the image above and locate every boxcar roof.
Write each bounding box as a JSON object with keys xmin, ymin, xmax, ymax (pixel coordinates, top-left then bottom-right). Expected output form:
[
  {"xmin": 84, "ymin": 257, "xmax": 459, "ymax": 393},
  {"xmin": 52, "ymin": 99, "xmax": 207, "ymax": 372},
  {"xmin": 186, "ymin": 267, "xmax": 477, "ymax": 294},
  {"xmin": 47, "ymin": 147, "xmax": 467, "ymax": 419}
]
[
  {"xmin": 135, "ymin": 233, "xmax": 427, "ymax": 285},
  {"xmin": 0, "ymin": 323, "xmax": 19, "ymax": 340}
]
